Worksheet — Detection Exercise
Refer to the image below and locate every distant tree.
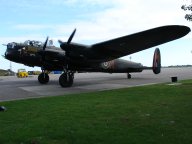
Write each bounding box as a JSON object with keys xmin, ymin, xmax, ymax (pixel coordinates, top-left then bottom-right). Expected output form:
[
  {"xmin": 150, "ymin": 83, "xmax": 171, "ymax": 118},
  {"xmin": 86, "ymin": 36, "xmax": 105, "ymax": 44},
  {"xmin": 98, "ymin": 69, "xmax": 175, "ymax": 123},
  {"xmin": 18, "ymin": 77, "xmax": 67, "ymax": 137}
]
[{"xmin": 181, "ymin": 0, "xmax": 192, "ymax": 21}]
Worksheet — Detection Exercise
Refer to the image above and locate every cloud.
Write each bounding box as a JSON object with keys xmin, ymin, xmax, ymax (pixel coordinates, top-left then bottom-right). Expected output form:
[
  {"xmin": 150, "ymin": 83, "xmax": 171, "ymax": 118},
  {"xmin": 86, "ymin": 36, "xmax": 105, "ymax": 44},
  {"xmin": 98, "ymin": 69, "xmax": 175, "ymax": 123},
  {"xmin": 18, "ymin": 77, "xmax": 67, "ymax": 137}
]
[
  {"xmin": 51, "ymin": 0, "xmax": 115, "ymax": 7},
  {"xmin": 11, "ymin": 0, "xmax": 191, "ymax": 41},
  {"xmin": 52, "ymin": 0, "xmax": 191, "ymax": 42},
  {"xmin": 1, "ymin": 0, "xmax": 191, "ymax": 68},
  {"xmin": 14, "ymin": 24, "xmax": 52, "ymax": 31},
  {"xmin": 3, "ymin": 0, "xmax": 191, "ymax": 48}
]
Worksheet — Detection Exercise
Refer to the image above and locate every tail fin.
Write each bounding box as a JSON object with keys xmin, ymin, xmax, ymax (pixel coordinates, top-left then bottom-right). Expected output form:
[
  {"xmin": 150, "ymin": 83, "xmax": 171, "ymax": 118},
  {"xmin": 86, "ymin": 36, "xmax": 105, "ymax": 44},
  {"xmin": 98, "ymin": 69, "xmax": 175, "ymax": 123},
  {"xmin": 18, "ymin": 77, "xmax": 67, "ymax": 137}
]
[{"xmin": 152, "ymin": 48, "xmax": 161, "ymax": 74}]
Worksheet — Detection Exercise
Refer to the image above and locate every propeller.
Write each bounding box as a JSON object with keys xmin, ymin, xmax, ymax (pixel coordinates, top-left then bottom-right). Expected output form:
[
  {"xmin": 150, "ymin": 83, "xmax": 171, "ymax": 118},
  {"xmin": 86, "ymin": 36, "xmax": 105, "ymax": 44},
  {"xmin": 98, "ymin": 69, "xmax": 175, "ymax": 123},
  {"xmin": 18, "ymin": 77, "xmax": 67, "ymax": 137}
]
[
  {"xmin": 58, "ymin": 29, "xmax": 77, "ymax": 68},
  {"xmin": 2, "ymin": 44, "xmax": 7, "ymax": 46},
  {"xmin": 58, "ymin": 39, "xmax": 64, "ymax": 45},
  {"xmin": 67, "ymin": 28, "xmax": 76, "ymax": 44},
  {"xmin": 42, "ymin": 36, "xmax": 49, "ymax": 62},
  {"xmin": 58, "ymin": 29, "xmax": 77, "ymax": 58},
  {"xmin": 58, "ymin": 28, "xmax": 76, "ymax": 47},
  {"xmin": 43, "ymin": 36, "xmax": 49, "ymax": 51}
]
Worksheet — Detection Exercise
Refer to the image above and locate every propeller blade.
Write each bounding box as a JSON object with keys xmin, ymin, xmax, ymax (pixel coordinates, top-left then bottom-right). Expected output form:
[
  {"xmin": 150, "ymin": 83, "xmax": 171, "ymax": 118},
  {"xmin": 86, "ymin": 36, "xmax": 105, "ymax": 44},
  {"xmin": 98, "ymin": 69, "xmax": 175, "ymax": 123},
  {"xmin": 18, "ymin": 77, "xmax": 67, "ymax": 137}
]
[
  {"xmin": 43, "ymin": 36, "xmax": 49, "ymax": 51},
  {"xmin": 42, "ymin": 36, "xmax": 49, "ymax": 62},
  {"xmin": 2, "ymin": 55, "xmax": 5, "ymax": 58},
  {"xmin": 2, "ymin": 44, "xmax": 7, "ymax": 46},
  {"xmin": 58, "ymin": 40, "xmax": 64, "ymax": 45},
  {"xmin": 67, "ymin": 29, "xmax": 76, "ymax": 44}
]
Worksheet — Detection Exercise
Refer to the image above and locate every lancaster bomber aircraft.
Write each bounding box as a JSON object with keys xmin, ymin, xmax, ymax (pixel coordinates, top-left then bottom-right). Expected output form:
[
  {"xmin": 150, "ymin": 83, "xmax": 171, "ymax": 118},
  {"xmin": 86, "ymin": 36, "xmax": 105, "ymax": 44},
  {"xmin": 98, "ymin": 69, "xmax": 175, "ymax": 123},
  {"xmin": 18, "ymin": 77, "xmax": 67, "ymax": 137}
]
[{"xmin": 3, "ymin": 25, "xmax": 190, "ymax": 87}]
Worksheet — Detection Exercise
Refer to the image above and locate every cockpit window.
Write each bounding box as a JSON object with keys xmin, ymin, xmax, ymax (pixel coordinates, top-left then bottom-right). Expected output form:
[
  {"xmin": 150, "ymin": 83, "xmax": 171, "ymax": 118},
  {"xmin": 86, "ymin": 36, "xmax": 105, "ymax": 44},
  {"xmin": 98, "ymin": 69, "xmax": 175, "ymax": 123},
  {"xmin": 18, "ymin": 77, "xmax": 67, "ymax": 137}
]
[{"xmin": 24, "ymin": 40, "xmax": 43, "ymax": 47}]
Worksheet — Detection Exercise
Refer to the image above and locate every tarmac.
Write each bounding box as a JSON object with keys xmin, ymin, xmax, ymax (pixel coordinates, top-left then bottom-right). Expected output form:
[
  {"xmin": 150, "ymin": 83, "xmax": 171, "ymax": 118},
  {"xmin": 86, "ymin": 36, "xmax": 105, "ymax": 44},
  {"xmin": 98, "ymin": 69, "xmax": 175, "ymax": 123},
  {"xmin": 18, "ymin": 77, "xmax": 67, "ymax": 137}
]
[{"xmin": 0, "ymin": 67, "xmax": 191, "ymax": 102}]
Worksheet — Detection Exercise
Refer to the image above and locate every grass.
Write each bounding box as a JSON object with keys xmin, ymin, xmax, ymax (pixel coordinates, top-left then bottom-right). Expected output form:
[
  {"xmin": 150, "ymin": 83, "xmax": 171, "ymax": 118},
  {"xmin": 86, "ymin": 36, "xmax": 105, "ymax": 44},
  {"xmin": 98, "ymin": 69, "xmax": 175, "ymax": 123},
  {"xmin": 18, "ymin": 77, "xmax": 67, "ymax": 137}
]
[{"xmin": 0, "ymin": 80, "xmax": 192, "ymax": 144}]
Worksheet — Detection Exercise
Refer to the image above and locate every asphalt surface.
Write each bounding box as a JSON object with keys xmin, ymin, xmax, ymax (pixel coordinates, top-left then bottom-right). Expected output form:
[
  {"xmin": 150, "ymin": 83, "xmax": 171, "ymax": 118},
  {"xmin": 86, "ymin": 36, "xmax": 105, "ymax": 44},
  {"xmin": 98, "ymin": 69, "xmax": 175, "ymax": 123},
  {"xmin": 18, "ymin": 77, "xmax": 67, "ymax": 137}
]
[{"xmin": 0, "ymin": 67, "xmax": 191, "ymax": 102}]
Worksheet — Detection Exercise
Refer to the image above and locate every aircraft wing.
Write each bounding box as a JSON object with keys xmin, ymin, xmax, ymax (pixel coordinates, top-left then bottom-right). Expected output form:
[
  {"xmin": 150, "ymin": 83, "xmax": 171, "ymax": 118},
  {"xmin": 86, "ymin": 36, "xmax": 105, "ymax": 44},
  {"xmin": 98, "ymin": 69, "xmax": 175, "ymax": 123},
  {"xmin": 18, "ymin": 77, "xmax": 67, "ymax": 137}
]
[{"xmin": 90, "ymin": 25, "xmax": 190, "ymax": 61}]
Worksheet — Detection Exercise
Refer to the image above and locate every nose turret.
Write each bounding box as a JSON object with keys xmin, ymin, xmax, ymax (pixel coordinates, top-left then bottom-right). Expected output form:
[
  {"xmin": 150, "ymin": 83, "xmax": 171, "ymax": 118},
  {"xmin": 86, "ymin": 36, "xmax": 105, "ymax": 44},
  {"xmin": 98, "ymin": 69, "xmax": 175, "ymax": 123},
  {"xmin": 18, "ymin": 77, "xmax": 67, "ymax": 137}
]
[
  {"xmin": 5, "ymin": 42, "xmax": 15, "ymax": 59},
  {"xmin": 4, "ymin": 42, "xmax": 23, "ymax": 61}
]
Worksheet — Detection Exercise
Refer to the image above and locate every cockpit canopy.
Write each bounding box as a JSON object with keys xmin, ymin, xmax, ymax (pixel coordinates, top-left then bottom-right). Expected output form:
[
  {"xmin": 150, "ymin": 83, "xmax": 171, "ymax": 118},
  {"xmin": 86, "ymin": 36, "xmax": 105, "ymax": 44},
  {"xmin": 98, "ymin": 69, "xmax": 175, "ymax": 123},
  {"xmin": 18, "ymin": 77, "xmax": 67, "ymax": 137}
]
[
  {"xmin": 24, "ymin": 40, "xmax": 43, "ymax": 47},
  {"xmin": 6, "ymin": 40, "xmax": 54, "ymax": 51}
]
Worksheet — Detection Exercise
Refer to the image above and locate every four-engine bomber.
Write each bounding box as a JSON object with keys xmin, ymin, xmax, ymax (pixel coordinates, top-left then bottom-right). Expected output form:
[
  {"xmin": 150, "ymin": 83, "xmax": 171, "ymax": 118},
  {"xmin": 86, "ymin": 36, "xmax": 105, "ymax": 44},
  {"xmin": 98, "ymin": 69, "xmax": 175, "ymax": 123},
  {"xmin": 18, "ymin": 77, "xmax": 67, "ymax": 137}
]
[{"xmin": 3, "ymin": 25, "xmax": 191, "ymax": 87}]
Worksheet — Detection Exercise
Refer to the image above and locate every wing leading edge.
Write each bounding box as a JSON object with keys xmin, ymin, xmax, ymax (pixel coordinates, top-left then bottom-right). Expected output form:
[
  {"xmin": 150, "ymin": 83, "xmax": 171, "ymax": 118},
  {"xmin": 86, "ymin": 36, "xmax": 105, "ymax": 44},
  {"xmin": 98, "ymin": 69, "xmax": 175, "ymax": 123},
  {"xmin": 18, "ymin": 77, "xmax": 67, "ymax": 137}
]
[{"xmin": 90, "ymin": 25, "xmax": 190, "ymax": 61}]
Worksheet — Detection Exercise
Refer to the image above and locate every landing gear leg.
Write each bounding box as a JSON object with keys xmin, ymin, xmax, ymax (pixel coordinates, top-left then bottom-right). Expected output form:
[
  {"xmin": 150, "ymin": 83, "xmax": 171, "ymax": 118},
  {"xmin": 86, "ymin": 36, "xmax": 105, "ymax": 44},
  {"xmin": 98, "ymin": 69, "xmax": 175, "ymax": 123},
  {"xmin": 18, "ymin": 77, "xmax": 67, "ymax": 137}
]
[
  {"xmin": 38, "ymin": 72, "xmax": 49, "ymax": 84},
  {"xmin": 127, "ymin": 73, "xmax": 131, "ymax": 79},
  {"xmin": 59, "ymin": 71, "xmax": 74, "ymax": 87}
]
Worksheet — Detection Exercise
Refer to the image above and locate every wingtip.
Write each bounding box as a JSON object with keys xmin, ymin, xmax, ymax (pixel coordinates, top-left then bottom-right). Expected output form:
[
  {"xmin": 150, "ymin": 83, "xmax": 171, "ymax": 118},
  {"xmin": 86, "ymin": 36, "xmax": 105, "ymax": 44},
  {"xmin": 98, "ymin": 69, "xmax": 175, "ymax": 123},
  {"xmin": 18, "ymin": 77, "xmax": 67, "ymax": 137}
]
[
  {"xmin": 180, "ymin": 25, "xmax": 191, "ymax": 33},
  {"xmin": 185, "ymin": 25, "xmax": 191, "ymax": 33},
  {"xmin": 165, "ymin": 25, "xmax": 191, "ymax": 38},
  {"xmin": 174, "ymin": 25, "xmax": 191, "ymax": 35},
  {"xmin": 180, "ymin": 25, "xmax": 191, "ymax": 38}
]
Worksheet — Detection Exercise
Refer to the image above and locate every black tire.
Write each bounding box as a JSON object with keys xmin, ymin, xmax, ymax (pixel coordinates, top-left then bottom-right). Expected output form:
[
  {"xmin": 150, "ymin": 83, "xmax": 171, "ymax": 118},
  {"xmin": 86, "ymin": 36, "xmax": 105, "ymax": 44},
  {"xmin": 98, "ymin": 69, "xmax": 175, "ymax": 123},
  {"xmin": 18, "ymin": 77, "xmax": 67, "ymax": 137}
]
[
  {"xmin": 59, "ymin": 73, "xmax": 73, "ymax": 87},
  {"xmin": 38, "ymin": 73, "xmax": 49, "ymax": 84}
]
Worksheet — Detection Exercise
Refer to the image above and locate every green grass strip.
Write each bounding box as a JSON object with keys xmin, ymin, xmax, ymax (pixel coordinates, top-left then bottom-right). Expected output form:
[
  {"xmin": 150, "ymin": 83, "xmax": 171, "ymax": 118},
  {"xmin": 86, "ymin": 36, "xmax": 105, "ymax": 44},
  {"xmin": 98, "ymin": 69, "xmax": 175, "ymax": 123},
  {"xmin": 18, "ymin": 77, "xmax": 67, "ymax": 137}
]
[{"xmin": 0, "ymin": 80, "xmax": 192, "ymax": 144}]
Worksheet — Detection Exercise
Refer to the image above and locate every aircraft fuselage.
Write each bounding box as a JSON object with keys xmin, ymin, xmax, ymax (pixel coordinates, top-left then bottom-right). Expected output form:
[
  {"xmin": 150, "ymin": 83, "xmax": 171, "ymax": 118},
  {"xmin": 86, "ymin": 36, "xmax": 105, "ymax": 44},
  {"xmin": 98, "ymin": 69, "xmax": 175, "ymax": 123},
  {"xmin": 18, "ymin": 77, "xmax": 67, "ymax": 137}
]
[{"xmin": 5, "ymin": 42, "xmax": 143, "ymax": 73}]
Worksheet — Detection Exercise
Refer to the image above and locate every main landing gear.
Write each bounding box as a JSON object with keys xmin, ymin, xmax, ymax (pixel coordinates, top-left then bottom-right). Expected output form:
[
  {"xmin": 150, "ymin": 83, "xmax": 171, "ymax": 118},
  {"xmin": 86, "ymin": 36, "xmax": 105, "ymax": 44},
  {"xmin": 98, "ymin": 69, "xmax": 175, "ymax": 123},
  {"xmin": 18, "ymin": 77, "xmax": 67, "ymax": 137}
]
[
  {"xmin": 59, "ymin": 72, "xmax": 74, "ymax": 87},
  {"xmin": 38, "ymin": 71, "xmax": 74, "ymax": 87},
  {"xmin": 38, "ymin": 72, "xmax": 49, "ymax": 84}
]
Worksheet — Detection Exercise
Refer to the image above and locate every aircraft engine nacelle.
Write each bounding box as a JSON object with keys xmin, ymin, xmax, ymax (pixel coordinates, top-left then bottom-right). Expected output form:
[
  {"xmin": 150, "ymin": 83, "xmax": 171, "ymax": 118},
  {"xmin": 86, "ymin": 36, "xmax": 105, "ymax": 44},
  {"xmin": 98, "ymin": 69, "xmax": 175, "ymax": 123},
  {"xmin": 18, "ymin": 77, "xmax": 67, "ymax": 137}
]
[{"xmin": 152, "ymin": 48, "xmax": 161, "ymax": 74}]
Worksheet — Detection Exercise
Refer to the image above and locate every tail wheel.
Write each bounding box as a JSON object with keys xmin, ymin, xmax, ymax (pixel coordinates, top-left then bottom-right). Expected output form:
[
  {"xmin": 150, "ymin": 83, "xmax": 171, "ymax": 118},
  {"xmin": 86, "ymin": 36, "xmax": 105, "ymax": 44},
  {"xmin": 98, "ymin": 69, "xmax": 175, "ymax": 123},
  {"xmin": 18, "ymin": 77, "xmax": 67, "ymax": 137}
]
[
  {"xmin": 38, "ymin": 73, "xmax": 49, "ymax": 84},
  {"xmin": 127, "ymin": 73, "xmax": 131, "ymax": 79}
]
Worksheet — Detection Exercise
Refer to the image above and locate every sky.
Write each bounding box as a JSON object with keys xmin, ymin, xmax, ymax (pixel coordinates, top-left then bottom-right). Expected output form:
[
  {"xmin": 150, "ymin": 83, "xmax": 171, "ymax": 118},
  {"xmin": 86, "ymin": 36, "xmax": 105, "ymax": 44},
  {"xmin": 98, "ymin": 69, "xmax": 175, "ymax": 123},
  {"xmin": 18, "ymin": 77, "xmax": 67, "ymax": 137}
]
[{"xmin": 0, "ymin": 0, "xmax": 192, "ymax": 72}]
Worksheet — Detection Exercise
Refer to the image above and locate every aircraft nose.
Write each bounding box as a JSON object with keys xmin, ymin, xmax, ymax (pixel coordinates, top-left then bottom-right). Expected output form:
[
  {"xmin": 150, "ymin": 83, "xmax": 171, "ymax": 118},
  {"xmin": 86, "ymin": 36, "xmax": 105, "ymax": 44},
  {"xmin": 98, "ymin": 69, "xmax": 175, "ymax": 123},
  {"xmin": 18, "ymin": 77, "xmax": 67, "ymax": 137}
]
[
  {"xmin": 4, "ymin": 50, "xmax": 14, "ymax": 60},
  {"xmin": 5, "ymin": 51, "xmax": 10, "ymax": 59}
]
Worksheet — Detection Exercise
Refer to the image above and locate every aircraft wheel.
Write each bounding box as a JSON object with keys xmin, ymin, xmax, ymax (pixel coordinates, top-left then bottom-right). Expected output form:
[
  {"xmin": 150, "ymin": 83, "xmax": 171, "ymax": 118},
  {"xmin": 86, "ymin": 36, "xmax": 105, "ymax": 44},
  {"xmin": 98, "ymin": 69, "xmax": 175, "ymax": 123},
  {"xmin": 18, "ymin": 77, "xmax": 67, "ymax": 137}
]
[
  {"xmin": 127, "ymin": 73, "xmax": 131, "ymax": 79},
  {"xmin": 59, "ymin": 72, "xmax": 74, "ymax": 87},
  {"xmin": 38, "ymin": 73, "xmax": 49, "ymax": 84}
]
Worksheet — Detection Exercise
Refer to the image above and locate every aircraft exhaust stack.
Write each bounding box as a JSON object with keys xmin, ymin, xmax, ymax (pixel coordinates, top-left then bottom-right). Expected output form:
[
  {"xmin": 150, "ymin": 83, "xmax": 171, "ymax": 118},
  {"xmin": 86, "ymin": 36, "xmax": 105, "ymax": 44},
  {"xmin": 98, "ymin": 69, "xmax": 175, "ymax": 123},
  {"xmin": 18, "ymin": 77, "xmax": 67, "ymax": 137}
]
[{"xmin": 152, "ymin": 48, "xmax": 161, "ymax": 74}]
